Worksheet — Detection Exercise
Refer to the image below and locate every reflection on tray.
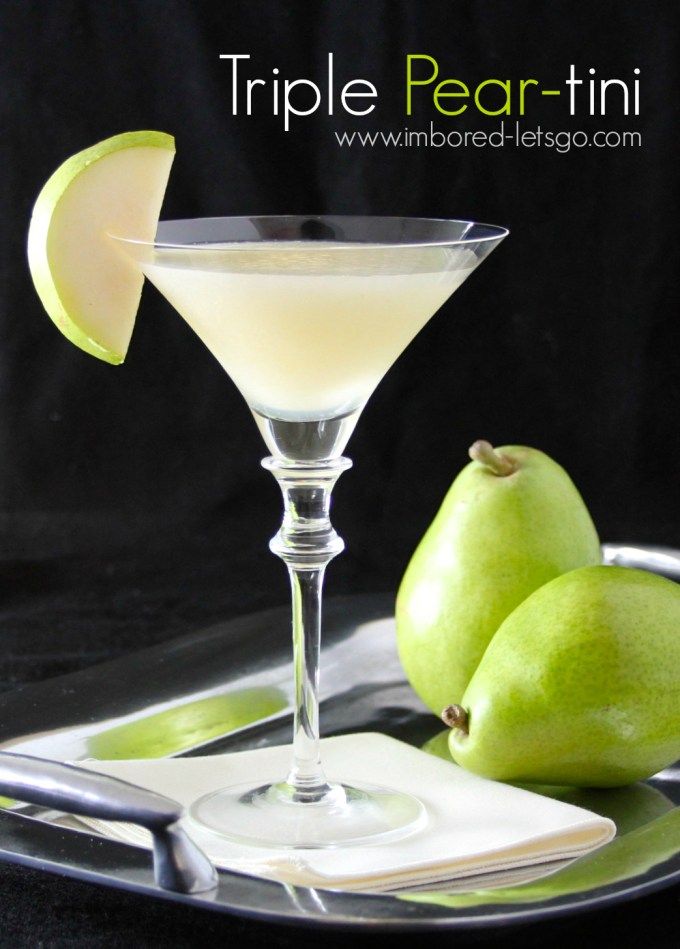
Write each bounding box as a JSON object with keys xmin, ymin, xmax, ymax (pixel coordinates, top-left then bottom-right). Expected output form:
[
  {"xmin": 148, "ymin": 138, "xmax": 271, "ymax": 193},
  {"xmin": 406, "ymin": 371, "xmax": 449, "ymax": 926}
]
[
  {"xmin": 86, "ymin": 688, "xmax": 288, "ymax": 759},
  {"xmin": 401, "ymin": 806, "xmax": 680, "ymax": 906}
]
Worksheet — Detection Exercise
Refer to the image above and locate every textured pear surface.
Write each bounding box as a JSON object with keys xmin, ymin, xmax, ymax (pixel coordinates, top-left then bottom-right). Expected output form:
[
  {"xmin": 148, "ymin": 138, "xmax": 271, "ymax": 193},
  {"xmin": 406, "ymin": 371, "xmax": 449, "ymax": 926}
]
[
  {"xmin": 396, "ymin": 446, "xmax": 600, "ymax": 712},
  {"xmin": 423, "ymin": 728, "xmax": 672, "ymax": 834},
  {"xmin": 449, "ymin": 566, "xmax": 680, "ymax": 786}
]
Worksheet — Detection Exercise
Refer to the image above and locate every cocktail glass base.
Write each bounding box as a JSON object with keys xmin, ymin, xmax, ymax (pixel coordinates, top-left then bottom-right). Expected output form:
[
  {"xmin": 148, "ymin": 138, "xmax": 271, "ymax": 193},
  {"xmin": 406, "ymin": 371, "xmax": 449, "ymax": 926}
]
[{"xmin": 188, "ymin": 779, "xmax": 427, "ymax": 849}]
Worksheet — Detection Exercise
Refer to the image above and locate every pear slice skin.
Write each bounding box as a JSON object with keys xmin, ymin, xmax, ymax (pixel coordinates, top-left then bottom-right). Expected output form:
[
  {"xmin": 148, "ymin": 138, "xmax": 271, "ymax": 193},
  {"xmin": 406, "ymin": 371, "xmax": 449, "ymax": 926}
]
[{"xmin": 27, "ymin": 130, "xmax": 175, "ymax": 364}]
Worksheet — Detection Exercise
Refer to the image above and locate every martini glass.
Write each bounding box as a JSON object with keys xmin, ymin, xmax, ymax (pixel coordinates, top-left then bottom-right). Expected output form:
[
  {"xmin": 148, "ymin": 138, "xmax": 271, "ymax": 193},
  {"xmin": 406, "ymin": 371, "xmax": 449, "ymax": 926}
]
[{"xmin": 113, "ymin": 215, "xmax": 508, "ymax": 849}]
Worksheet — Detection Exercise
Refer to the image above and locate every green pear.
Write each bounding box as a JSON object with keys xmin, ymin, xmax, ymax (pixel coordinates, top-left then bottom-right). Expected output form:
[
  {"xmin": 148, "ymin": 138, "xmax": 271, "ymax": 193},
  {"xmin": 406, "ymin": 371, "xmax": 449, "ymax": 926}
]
[
  {"xmin": 397, "ymin": 441, "xmax": 600, "ymax": 713},
  {"xmin": 422, "ymin": 729, "xmax": 673, "ymax": 833},
  {"xmin": 87, "ymin": 686, "xmax": 287, "ymax": 759},
  {"xmin": 446, "ymin": 566, "xmax": 680, "ymax": 786}
]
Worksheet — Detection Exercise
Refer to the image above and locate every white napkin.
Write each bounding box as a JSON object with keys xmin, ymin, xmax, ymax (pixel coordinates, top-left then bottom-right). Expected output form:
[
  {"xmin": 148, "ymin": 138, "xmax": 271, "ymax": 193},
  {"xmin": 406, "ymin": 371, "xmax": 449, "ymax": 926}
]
[{"xmin": 74, "ymin": 733, "xmax": 615, "ymax": 893}]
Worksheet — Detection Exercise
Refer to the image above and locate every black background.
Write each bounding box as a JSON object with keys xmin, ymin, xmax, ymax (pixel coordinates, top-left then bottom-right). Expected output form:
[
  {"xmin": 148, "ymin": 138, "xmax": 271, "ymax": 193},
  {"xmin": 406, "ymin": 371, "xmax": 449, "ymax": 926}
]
[{"xmin": 0, "ymin": 1, "xmax": 679, "ymax": 946}]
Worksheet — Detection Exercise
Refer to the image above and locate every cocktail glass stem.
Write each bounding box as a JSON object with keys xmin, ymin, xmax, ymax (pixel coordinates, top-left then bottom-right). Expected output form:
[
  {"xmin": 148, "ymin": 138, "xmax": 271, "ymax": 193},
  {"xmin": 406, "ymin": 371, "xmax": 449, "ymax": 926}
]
[
  {"xmin": 189, "ymin": 449, "xmax": 424, "ymax": 845},
  {"xmin": 262, "ymin": 455, "xmax": 352, "ymax": 804}
]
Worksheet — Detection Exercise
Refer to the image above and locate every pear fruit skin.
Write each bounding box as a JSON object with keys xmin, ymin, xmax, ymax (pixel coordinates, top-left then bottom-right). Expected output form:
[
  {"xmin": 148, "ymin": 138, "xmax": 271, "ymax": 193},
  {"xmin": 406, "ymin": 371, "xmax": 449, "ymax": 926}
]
[
  {"xmin": 448, "ymin": 565, "xmax": 680, "ymax": 787},
  {"xmin": 396, "ymin": 443, "xmax": 601, "ymax": 713},
  {"xmin": 422, "ymin": 729, "xmax": 673, "ymax": 833}
]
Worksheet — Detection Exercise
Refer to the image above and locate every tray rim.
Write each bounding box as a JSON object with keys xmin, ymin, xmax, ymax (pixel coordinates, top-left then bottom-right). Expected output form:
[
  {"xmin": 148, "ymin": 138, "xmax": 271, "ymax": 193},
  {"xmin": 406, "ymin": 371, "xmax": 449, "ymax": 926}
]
[{"xmin": 1, "ymin": 808, "xmax": 679, "ymax": 932}]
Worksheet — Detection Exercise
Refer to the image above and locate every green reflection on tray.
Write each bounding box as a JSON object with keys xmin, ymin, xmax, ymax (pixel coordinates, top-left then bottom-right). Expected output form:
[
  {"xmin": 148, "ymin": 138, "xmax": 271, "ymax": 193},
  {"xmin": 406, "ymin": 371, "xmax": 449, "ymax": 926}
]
[
  {"xmin": 404, "ymin": 807, "xmax": 680, "ymax": 908},
  {"xmin": 86, "ymin": 686, "xmax": 287, "ymax": 759}
]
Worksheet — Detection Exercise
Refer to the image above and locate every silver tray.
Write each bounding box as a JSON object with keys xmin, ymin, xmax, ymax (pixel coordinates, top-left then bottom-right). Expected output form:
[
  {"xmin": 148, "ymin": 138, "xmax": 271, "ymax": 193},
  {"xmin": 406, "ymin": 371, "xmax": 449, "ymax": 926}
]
[{"xmin": 0, "ymin": 543, "xmax": 679, "ymax": 931}]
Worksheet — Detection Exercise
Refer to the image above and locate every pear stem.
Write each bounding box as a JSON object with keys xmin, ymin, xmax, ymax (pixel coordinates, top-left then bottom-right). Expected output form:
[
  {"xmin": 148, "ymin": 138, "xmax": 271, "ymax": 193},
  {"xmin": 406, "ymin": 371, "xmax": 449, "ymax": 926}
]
[
  {"xmin": 441, "ymin": 704, "xmax": 469, "ymax": 734},
  {"xmin": 469, "ymin": 440, "xmax": 516, "ymax": 476}
]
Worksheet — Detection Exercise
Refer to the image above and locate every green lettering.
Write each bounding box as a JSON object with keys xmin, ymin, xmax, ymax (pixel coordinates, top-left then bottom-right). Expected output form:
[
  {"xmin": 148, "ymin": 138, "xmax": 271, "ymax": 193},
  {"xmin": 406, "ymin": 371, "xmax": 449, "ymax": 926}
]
[
  {"xmin": 433, "ymin": 79, "xmax": 469, "ymax": 116},
  {"xmin": 474, "ymin": 78, "xmax": 512, "ymax": 116},
  {"xmin": 406, "ymin": 54, "xmax": 439, "ymax": 115},
  {"xmin": 519, "ymin": 78, "xmax": 539, "ymax": 115}
]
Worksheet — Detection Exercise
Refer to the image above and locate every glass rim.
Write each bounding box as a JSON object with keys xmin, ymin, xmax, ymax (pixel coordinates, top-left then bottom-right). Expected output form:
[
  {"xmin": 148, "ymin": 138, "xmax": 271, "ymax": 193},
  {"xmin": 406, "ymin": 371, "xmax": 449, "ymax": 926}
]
[{"xmin": 108, "ymin": 214, "xmax": 510, "ymax": 251}]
